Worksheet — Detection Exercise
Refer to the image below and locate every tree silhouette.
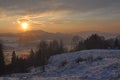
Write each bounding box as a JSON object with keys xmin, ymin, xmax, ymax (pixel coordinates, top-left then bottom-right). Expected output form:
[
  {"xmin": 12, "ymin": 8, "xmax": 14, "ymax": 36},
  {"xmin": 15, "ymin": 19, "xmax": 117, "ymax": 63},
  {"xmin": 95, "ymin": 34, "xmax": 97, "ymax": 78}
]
[
  {"xmin": 75, "ymin": 41, "xmax": 86, "ymax": 51},
  {"xmin": 0, "ymin": 43, "xmax": 5, "ymax": 75},
  {"xmin": 11, "ymin": 51, "xmax": 17, "ymax": 64},
  {"xmin": 84, "ymin": 34, "xmax": 106, "ymax": 49},
  {"xmin": 72, "ymin": 35, "xmax": 80, "ymax": 50},
  {"xmin": 58, "ymin": 39, "xmax": 64, "ymax": 53},
  {"xmin": 28, "ymin": 49, "xmax": 35, "ymax": 66},
  {"xmin": 114, "ymin": 38, "xmax": 120, "ymax": 49},
  {"xmin": 35, "ymin": 41, "xmax": 48, "ymax": 72}
]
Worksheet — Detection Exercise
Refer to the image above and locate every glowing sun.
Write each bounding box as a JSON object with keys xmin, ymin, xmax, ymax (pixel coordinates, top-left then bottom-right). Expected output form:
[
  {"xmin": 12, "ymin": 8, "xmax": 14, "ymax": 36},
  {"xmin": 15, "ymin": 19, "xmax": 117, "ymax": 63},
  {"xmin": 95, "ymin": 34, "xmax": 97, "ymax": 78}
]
[{"xmin": 21, "ymin": 22, "xmax": 28, "ymax": 30}]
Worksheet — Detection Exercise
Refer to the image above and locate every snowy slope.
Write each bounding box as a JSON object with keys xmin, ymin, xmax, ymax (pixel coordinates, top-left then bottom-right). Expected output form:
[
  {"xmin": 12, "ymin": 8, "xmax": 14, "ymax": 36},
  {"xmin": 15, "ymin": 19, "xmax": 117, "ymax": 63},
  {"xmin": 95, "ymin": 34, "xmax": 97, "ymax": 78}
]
[{"xmin": 1, "ymin": 50, "xmax": 120, "ymax": 80}]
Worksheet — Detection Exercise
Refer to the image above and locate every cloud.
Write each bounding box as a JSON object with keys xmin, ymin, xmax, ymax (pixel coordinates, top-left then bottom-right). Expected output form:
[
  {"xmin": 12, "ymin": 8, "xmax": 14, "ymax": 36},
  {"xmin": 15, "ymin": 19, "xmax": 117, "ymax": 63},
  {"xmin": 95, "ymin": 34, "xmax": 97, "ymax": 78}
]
[
  {"xmin": 17, "ymin": 18, "xmax": 31, "ymax": 24},
  {"xmin": 0, "ymin": 0, "xmax": 120, "ymax": 16},
  {"xmin": 0, "ymin": 0, "xmax": 61, "ymax": 16},
  {"xmin": 0, "ymin": 0, "xmax": 120, "ymax": 25}
]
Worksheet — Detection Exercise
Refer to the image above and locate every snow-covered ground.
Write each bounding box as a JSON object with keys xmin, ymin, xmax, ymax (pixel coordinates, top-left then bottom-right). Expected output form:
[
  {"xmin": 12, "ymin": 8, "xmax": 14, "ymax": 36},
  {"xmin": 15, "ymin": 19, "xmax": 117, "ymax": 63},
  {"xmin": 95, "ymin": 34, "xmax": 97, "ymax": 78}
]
[{"xmin": 1, "ymin": 49, "xmax": 120, "ymax": 80}]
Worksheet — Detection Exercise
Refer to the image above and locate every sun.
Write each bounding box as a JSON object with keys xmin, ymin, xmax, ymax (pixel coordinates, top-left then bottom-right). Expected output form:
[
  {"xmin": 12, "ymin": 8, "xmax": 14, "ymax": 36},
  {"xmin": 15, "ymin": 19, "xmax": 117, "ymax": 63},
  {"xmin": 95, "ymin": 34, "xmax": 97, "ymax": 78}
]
[{"xmin": 21, "ymin": 22, "xmax": 28, "ymax": 30}]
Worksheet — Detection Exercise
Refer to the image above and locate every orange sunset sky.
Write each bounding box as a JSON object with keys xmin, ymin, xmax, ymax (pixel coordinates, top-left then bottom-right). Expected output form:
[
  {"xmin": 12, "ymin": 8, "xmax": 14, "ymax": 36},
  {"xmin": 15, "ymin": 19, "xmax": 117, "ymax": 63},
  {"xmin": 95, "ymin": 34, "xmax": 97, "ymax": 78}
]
[{"xmin": 0, "ymin": 0, "xmax": 120, "ymax": 33}]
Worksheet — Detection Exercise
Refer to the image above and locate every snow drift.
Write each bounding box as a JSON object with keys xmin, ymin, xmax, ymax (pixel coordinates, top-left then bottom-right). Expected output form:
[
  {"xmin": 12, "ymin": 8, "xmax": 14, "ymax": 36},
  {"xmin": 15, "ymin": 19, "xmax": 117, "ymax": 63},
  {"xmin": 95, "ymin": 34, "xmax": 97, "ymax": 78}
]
[{"xmin": 1, "ymin": 49, "xmax": 120, "ymax": 80}]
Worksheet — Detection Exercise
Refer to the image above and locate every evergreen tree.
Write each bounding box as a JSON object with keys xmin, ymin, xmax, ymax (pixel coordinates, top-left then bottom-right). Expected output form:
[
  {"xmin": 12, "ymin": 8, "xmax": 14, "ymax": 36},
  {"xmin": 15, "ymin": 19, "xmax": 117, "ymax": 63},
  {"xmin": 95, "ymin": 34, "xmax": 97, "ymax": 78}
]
[
  {"xmin": 11, "ymin": 51, "xmax": 18, "ymax": 73},
  {"xmin": 114, "ymin": 38, "xmax": 120, "ymax": 49},
  {"xmin": 51, "ymin": 40, "xmax": 59, "ymax": 55},
  {"xmin": 15, "ymin": 58, "xmax": 28, "ymax": 73},
  {"xmin": 105, "ymin": 38, "xmax": 115, "ymax": 49},
  {"xmin": 72, "ymin": 35, "xmax": 80, "ymax": 50},
  {"xmin": 84, "ymin": 34, "xmax": 106, "ymax": 49},
  {"xmin": 59, "ymin": 39, "xmax": 64, "ymax": 53},
  {"xmin": 75, "ymin": 41, "xmax": 86, "ymax": 51},
  {"xmin": 48, "ymin": 40, "xmax": 56, "ymax": 56},
  {"xmin": 35, "ymin": 41, "xmax": 48, "ymax": 72},
  {"xmin": 11, "ymin": 51, "xmax": 17, "ymax": 64},
  {"xmin": 28, "ymin": 49, "xmax": 35, "ymax": 66},
  {"xmin": 0, "ymin": 43, "xmax": 5, "ymax": 75}
]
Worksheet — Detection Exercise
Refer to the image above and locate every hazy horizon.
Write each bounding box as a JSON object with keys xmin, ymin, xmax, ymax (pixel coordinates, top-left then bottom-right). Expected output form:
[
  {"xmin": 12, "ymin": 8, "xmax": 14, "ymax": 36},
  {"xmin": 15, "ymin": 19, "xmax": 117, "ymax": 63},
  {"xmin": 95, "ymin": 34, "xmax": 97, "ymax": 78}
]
[{"xmin": 0, "ymin": 29, "xmax": 120, "ymax": 34}]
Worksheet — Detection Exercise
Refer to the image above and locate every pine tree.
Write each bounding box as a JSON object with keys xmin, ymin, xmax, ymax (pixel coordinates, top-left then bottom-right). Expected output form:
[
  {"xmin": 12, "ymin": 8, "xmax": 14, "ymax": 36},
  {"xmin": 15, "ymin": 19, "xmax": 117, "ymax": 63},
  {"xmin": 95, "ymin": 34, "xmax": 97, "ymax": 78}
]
[
  {"xmin": 114, "ymin": 38, "xmax": 120, "ymax": 49},
  {"xmin": 72, "ymin": 36, "xmax": 80, "ymax": 50},
  {"xmin": 52, "ymin": 40, "xmax": 59, "ymax": 55},
  {"xmin": 59, "ymin": 39, "xmax": 64, "ymax": 53},
  {"xmin": 75, "ymin": 41, "xmax": 86, "ymax": 51},
  {"xmin": 84, "ymin": 34, "xmax": 106, "ymax": 49},
  {"xmin": 28, "ymin": 49, "xmax": 35, "ymax": 66},
  {"xmin": 0, "ymin": 43, "xmax": 5, "ymax": 75},
  {"xmin": 35, "ymin": 41, "xmax": 48, "ymax": 72},
  {"xmin": 11, "ymin": 51, "xmax": 17, "ymax": 64},
  {"xmin": 11, "ymin": 51, "xmax": 18, "ymax": 73}
]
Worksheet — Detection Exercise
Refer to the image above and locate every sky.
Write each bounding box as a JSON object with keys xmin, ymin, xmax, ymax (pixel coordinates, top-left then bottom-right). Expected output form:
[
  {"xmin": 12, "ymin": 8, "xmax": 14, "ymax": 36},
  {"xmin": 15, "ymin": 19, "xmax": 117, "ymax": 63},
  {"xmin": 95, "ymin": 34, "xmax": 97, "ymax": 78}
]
[{"xmin": 0, "ymin": 0, "xmax": 120, "ymax": 33}]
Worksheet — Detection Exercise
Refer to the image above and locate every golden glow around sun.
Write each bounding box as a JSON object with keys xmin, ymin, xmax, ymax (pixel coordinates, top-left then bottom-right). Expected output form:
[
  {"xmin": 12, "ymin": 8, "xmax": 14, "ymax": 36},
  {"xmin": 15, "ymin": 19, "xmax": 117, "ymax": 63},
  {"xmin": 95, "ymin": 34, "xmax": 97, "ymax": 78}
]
[{"xmin": 21, "ymin": 22, "xmax": 28, "ymax": 30}]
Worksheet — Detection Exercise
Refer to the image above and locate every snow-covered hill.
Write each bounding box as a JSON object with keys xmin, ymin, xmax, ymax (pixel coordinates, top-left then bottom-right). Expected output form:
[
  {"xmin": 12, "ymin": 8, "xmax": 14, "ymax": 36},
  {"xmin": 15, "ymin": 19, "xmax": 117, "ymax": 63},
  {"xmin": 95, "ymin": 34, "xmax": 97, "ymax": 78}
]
[{"xmin": 1, "ymin": 50, "xmax": 120, "ymax": 80}]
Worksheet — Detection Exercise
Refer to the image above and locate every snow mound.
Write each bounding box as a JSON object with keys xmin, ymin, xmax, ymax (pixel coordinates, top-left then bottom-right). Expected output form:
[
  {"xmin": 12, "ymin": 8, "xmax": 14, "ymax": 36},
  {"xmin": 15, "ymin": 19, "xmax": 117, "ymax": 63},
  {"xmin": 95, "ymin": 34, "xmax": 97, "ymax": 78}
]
[{"xmin": 1, "ymin": 49, "xmax": 120, "ymax": 80}]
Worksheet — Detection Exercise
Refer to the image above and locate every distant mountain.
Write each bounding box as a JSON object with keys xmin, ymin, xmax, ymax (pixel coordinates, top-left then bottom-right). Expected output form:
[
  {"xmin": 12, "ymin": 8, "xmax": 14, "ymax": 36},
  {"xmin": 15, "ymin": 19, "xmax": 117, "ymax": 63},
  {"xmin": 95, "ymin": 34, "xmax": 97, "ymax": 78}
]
[
  {"xmin": 18, "ymin": 30, "xmax": 71, "ymax": 40},
  {"xmin": 17, "ymin": 30, "xmax": 75, "ymax": 46},
  {"xmin": 0, "ymin": 33, "xmax": 17, "ymax": 37},
  {"xmin": 6, "ymin": 30, "xmax": 80, "ymax": 48}
]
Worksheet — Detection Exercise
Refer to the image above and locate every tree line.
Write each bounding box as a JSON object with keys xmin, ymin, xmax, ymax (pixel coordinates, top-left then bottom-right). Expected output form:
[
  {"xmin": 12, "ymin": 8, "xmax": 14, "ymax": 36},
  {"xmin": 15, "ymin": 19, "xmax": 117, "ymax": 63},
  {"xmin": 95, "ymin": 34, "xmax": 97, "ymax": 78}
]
[
  {"xmin": 0, "ymin": 40, "xmax": 64, "ymax": 76},
  {"xmin": 72, "ymin": 34, "xmax": 120, "ymax": 51}
]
